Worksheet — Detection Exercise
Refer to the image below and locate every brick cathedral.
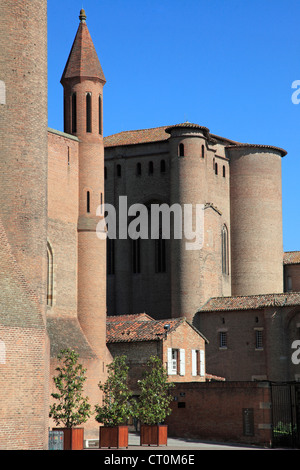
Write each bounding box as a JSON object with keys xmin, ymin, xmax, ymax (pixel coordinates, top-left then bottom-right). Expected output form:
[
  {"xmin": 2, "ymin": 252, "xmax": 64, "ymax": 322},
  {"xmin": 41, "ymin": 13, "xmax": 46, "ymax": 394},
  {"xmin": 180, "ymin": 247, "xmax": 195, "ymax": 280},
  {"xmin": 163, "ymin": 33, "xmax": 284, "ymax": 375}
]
[{"xmin": 1, "ymin": 3, "xmax": 300, "ymax": 449}]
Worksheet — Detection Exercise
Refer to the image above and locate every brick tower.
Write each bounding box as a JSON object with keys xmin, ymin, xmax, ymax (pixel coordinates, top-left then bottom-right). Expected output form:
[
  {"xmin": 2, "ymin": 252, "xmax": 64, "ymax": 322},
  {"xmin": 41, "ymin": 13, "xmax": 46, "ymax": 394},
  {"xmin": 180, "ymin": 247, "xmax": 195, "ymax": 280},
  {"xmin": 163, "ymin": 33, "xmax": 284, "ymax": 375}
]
[
  {"xmin": 0, "ymin": 0, "xmax": 49, "ymax": 449},
  {"xmin": 61, "ymin": 9, "xmax": 107, "ymax": 359},
  {"xmin": 227, "ymin": 144, "xmax": 286, "ymax": 296}
]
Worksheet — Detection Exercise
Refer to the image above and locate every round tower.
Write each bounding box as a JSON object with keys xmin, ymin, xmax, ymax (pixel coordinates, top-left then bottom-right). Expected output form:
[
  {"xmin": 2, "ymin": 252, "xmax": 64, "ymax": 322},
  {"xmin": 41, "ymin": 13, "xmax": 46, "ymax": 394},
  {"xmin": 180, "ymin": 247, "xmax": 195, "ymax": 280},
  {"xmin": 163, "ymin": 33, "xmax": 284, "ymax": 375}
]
[
  {"xmin": 61, "ymin": 10, "xmax": 107, "ymax": 358},
  {"xmin": 0, "ymin": 0, "xmax": 49, "ymax": 449},
  {"xmin": 166, "ymin": 123, "xmax": 210, "ymax": 320},
  {"xmin": 227, "ymin": 144, "xmax": 286, "ymax": 296}
]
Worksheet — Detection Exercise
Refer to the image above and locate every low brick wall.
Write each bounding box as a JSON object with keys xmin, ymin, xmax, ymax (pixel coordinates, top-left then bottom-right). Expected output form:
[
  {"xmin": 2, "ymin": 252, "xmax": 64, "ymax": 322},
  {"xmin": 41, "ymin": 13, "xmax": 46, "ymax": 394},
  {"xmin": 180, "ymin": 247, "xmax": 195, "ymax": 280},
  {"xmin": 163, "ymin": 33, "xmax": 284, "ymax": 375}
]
[{"xmin": 166, "ymin": 381, "xmax": 272, "ymax": 447}]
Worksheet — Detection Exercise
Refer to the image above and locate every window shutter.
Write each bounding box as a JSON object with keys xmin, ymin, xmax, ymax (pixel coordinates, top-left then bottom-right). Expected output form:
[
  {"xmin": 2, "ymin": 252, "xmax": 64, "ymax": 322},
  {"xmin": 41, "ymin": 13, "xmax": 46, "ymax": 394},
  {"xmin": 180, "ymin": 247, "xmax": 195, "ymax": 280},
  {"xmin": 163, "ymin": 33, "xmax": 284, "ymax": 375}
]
[
  {"xmin": 179, "ymin": 349, "xmax": 185, "ymax": 376},
  {"xmin": 167, "ymin": 348, "xmax": 173, "ymax": 375},
  {"xmin": 191, "ymin": 349, "xmax": 197, "ymax": 376},
  {"xmin": 200, "ymin": 349, "xmax": 205, "ymax": 377}
]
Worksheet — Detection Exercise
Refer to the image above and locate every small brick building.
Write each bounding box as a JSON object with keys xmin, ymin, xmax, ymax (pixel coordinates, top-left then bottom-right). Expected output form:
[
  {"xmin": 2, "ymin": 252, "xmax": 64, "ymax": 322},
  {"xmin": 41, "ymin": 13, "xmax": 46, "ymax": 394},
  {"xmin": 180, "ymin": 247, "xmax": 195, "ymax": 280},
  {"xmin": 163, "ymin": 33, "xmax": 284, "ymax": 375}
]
[{"xmin": 106, "ymin": 313, "xmax": 221, "ymax": 392}]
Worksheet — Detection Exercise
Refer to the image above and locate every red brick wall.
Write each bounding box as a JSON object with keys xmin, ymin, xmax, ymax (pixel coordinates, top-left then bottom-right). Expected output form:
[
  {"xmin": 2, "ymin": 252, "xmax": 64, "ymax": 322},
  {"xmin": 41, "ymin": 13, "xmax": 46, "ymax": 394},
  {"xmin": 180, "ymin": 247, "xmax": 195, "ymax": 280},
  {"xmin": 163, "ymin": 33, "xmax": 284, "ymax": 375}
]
[{"xmin": 166, "ymin": 381, "xmax": 273, "ymax": 446}]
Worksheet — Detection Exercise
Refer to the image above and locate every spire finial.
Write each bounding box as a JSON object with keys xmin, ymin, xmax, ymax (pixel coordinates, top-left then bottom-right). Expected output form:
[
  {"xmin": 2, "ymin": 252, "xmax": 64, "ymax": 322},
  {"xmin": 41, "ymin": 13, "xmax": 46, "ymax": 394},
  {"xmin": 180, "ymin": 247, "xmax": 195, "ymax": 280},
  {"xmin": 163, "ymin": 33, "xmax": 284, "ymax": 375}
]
[{"xmin": 79, "ymin": 8, "xmax": 87, "ymax": 23}]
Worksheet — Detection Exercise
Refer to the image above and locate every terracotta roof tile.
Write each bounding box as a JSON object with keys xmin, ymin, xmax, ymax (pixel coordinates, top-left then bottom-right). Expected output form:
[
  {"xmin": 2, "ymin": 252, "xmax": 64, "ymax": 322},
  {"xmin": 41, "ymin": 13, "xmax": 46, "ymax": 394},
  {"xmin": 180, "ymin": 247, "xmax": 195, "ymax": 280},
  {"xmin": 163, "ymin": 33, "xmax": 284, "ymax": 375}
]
[
  {"xmin": 104, "ymin": 125, "xmax": 170, "ymax": 148},
  {"xmin": 107, "ymin": 313, "xmax": 154, "ymax": 322},
  {"xmin": 199, "ymin": 292, "xmax": 300, "ymax": 312},
  {"xmin": 107, "ymin": 317, "xmax": 184, "ymax": 343},
  {"xmin": 61, "ymin": 15, "xmax": 106, "ymax": 84},
  {"xmin": 283, "ymin": 251, "xmax": 300, "ymax": 265}
]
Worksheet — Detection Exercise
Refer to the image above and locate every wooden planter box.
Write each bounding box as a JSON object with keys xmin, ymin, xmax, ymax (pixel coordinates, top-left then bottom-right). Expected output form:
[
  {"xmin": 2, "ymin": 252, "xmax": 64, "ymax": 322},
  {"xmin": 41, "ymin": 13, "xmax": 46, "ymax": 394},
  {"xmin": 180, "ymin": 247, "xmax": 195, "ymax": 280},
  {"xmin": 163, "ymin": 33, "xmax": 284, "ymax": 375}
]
[
  {"xmin": 53, "ymin": 427, "xmax": 84, "ymax": 450},
  {"xmin": 99, "ymin": 425, "xmax": 128, "ymax": 448},
  {"xmin": 140, "ymin": 424, "xmax": 168, "ymax": 446}
]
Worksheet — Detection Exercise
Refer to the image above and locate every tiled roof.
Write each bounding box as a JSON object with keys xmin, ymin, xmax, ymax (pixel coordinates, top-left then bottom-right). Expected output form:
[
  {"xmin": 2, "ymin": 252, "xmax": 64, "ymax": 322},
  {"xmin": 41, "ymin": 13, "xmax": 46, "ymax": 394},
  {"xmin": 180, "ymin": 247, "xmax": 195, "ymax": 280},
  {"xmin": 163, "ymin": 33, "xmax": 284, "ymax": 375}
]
[
  {"xmin": 284, "ymin": 251, "xmax": 300, "ymax": 265},
  {"xmin": 107, "ymin": 317, "xmax": 184, "ymax": 343},
  {"xmin": 199, "ymin": 292, "xmax": 300, "ymax": 312},
  {"xmin": 47, "ymin": 316, "xmax": 96, "ymax": 359},
  {"xmin": 226, "ymin": 143, "xmax": 287, "ymax": 157},
  {"xmin": 107, "ymin": 313, "xmax": 154, "ymax": 322},
  {"xmin": 61, "ymin": 14, "xmax": 106, "ymax": 84},
  {"xmin": 104, "ymin": 125, "xmax": 170, "ymax": 148}
]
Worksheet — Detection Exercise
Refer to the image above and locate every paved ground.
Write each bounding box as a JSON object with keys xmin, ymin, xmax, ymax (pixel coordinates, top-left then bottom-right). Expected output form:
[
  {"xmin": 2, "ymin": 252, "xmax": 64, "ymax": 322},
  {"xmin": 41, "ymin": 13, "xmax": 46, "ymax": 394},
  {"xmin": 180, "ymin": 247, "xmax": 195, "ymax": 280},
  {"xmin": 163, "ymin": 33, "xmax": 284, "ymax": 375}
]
[{"xmin": 86, "ymin": 432, "xmax": 273, "ymax": 451}]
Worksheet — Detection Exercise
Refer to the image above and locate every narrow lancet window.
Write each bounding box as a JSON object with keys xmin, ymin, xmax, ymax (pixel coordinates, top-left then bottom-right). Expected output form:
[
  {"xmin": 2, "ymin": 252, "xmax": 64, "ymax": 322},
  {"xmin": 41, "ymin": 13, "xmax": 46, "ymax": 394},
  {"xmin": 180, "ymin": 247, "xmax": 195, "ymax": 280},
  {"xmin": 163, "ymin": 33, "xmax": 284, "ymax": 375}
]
[
  {"xmin": 99, "ymin": 95, "xmax": 102, "ymax": 134},
  {"xmin": 47, "ymin": 242, "xmax": 53, "ymax": 306},
  {"xmin": 86, "ymin": 92, "xmax": 92, "ymax": 133},
  {"xmin": 72, "ymin": 93, "xmax": 77, "ymax": 133},
  {"xmin": 179, "ymin": 143, "xmax": 184, "ymax": 157},
  {"xmin": 87, "ymin": 191, "xmax": 90, "ymax": 213},
  {"xmin": 222, "ymin": 225, "xmax": 229, "ymax": 274}
]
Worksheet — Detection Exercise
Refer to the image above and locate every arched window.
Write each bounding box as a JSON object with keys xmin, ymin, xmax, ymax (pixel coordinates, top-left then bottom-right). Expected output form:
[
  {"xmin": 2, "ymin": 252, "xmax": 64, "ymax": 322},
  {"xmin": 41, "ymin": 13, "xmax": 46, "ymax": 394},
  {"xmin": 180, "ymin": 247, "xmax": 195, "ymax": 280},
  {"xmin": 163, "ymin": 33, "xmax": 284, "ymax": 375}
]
[
  {"xmin": 136, "ymin": 162, "xmax": 142, "ymax": 176},
  {"xmin": 47, "ymin": 242, "xmax": 53, "ymax": 306},
  {"xmin": 117, "ymin": 164, "xmax": 121, "ymax": 177},
  {"xmin": 99, "ymin": 94, "xmax": 102, "ymax": 135},
  {"xmin": 149, "ymin": 161, "xmax": 154, "ymax": 175},
  {"xmin": 222, "ymin": 225, "xmax": 229, "ymax": 275},
  {"xmin": 179, "ymin": 143, "xmax": 184, "ymax": 157},
  {"xmin": 87, "ymin": 191, "xmax": 90, "ymax": 213},
  {"xmin": 72, "ymin": 93, "xmax": 77, "ymax": 133},
  {"xmin": 223, "ymin": 165, "xmax": 226, "ymax": 177},
  {"xmin": 86, "ymin": 92, "xmax": 92, "ymax": 133},
  {"xmin": 160, "ymin": 159, "xmax": 166, "ymax": 173}
]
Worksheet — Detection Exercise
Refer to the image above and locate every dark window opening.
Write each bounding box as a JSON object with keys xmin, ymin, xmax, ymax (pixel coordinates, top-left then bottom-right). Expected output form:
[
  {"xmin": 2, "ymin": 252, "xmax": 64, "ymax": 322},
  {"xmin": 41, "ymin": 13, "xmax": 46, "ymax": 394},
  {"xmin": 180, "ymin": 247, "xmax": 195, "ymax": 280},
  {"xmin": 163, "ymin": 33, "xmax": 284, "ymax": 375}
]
[
  {"xmin": 155, "ymin": 233, "xmax": 166, "ymax": 273},
  {"xmin": 255, "ymin": 330, "xmax": 263, "ymax": 349},
  {"xmin": 104, "ymin": 166, "xmax": 107, "ymax": 179},
  {"xmin": 99, "ymin": 94, "xmax": 102, "ymax": 135},
  {"xmin": 86, "ymin": 92, "xmax": 92, "ymax": 133},
  {"xmin": 72, "ymin": 93, "xmax": 77, "ymax": 134},
  {"xmin": 117, "ymin": 164, "xmax": 121, "ymax": 177},
  {"xmin": 223, "ymin": 165, "xmax": 226, "ymax": 177},
  {"xmin": 201, "ymin": 145, "xmax": 205, "ymax": 158},
  {"xmin": 149, "ymin": 161, "xmax": 154, "ymax": 175},
  {"xmin": 136, "ymin": 162, "xmax": 142, "ymax": 176},
  {"xmin": 160, "ymin": 159, "xmax": 166, "ymax": 173},
  {"xmin": 215, "ymin": 162, "xmax": 218, "ymax": 175},
  {"xmin": 87, "ymin": 191, "xmax": 90, "ymax": 213},
  {"xmin": 179, "ymin": 143, "xmax": 184, "ymax": 157},
  {"xmin": 178, "ymin": 402, "xmax": 186, "ymax": 408},
  {"xmin": 220, "ymin": 331, "xmax": 227, "ymax": 348},
  {"xmin": 107, "ymin": 237, "xmax": 115, "ymax": 275},
  {"xmin": 132, "ymin": 238, "xmax": 141, "ymax": 274}
]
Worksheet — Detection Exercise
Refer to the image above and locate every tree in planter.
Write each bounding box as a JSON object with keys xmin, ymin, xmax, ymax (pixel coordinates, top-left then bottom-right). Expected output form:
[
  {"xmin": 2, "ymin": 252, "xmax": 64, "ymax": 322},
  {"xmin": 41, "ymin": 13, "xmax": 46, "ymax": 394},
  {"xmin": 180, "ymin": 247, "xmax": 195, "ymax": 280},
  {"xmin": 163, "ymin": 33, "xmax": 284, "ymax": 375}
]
[
  {"xmin": 49, "ymin": 348, "xmax": 91, "ymax": 449},
  {"xmin": 95, "ymin": 355, "xmax": 133, "ymax": 426},
  {"xmin": 136, "ymin": 355, "xmax": 175, "ymax": 446},
  {"xmin": 95, "ymin": 355, "xmax": 133, "ymax": 448}
]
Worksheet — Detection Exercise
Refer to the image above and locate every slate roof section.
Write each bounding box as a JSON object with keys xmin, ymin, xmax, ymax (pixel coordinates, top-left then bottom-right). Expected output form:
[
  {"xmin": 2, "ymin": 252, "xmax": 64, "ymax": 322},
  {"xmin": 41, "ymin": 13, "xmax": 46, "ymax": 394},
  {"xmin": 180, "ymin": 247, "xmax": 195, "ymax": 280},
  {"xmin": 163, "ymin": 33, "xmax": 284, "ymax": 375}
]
[
  {"xmin": 107, "ymin": 315, "xmax": 208, "ymax": 343},
  {"xmin": 47, "ymin": 316, "xmax": 96, "ymax": 359},
  {"xmin": 61, "ymin": 10, "xmax": 106, "ymax": 84},
  {"xmin": 199, "ymin": 292, "xmax": 300, "ymax": 312},
  {"xmin": 284, "ymin": 251, "xmax": 300, "ymax": 265}
]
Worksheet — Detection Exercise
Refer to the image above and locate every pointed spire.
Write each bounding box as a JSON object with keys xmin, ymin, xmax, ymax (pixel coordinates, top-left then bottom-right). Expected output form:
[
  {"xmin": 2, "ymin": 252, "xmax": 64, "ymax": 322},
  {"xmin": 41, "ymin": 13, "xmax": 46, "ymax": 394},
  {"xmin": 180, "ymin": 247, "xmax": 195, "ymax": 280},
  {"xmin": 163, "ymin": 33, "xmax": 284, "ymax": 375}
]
[{"xmin": 61, "ymin": 10, "xmax": 106, "ymax": 85}]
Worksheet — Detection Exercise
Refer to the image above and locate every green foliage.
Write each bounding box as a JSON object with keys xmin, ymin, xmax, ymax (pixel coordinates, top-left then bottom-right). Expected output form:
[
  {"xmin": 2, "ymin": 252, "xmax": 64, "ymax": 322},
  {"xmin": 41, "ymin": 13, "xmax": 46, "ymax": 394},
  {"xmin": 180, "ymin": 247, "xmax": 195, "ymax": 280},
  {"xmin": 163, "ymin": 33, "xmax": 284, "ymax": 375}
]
[
  {"xmin": 95, "ymin": 355, "xmax": 134, "ymax": 427},
  {"xmin": 49, "ymin": 348, "xmax": 91, "ymax": 428},
  {"xmin": 135, "ymin": 355, "xmax": 175, "ymax": 426}
]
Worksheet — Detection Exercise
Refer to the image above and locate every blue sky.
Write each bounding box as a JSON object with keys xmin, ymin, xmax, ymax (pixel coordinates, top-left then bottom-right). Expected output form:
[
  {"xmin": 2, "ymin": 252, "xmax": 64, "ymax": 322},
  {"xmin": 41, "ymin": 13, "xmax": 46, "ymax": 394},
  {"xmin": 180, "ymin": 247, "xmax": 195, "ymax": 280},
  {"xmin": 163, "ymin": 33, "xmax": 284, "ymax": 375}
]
[{"xmin": 48, "ymin": 0, "xmax": 300, "ymax": 252}]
